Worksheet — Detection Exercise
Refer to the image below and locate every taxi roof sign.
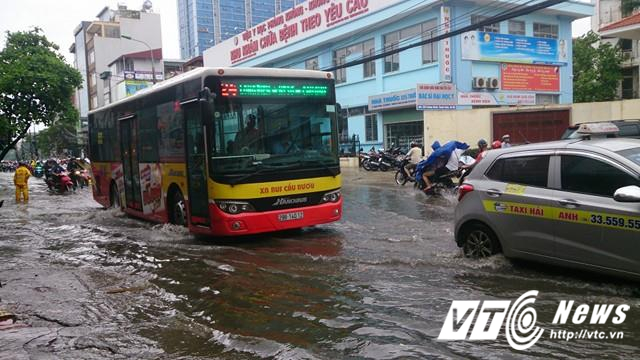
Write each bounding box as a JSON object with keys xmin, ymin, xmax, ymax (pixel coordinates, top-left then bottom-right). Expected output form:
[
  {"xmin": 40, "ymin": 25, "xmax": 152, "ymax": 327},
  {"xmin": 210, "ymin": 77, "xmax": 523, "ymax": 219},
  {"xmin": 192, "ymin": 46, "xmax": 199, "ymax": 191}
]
[{"xmin": 576, "ymin": 122, "xmax": 620, "ymax": 135}]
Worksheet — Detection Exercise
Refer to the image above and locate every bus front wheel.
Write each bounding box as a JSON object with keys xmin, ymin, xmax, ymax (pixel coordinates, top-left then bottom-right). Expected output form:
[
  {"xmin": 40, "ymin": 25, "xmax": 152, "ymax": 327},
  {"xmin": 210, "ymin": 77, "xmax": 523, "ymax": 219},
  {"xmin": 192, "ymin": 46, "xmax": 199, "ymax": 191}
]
[{"xmin": 170, "ymin": 191, "xmax": 187, "ymax": 227}]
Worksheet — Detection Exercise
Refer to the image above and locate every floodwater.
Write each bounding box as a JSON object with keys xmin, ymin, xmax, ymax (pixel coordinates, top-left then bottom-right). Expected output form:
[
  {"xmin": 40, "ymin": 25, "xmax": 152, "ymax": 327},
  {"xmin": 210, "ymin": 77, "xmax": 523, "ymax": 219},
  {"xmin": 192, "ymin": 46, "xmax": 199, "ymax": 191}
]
[{"xmin": 0, "ymin": 169, "xmax": 638, "ymax": 359}]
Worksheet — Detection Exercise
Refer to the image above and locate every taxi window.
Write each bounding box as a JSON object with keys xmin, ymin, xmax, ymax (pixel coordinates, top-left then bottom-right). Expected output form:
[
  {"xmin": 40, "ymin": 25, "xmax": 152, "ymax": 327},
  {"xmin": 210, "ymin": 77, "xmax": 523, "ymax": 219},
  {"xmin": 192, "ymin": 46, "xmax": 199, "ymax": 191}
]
[
  {"xmin": 561, "ymin": 155, "xmax": 638, "ymax": 197},
  {"xmin": 618, "ymin": 147, "xmax": 640, "ymax": 165},
  {"xmin": 486, "ymin": 155, "xmax": 550, "ymax": 187}
]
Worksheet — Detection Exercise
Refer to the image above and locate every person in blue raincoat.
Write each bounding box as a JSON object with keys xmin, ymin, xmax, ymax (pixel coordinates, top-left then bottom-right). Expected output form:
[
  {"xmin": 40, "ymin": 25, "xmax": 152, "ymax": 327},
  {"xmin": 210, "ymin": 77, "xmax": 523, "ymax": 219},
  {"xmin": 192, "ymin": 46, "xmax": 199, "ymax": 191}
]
[{"xmin": 415, "ymin": 140, "xmax": 469, "ymax": 192}]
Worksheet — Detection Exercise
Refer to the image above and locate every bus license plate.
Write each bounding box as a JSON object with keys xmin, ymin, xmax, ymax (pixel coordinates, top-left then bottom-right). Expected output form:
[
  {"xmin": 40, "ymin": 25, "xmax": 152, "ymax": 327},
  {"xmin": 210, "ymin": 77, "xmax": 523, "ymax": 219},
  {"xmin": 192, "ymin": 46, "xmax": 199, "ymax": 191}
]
[{"xmin": 278, "ymin": 211, "xmax": 304, "ymax": 222}]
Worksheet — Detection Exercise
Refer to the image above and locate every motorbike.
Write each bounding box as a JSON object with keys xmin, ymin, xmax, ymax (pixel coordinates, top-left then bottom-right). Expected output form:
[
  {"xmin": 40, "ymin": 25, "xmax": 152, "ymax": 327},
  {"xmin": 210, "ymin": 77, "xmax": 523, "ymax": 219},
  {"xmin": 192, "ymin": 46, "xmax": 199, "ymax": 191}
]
[
  {"xmin": 395, "ymin": 156, "xmax": 416, "ymax": 185},
  {"xmin": 361, "ymin": 151, "xmax": 381, "ymax": 171},
  {"xmin": 33, "ymin": 165, "xmax": 44, "ymax": 178},
  {"xmin": 46, "ymin": 172, "xmax": 74, "ymax": 194},
  {"xmin": 415, "ymin": 155, "xmax": 477, "ymax": 195},
  {"xmin": 71, "ymin": 169, "xmax": 92, "ymax": 189}
]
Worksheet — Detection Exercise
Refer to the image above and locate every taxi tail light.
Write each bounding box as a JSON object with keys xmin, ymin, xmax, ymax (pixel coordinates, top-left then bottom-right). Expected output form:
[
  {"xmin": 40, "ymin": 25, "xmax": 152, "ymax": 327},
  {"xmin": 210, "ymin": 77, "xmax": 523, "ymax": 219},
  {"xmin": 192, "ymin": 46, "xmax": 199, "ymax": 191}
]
[{"xmin": 458, "ymin": 184, "xmax": 474, "ymax": 201}]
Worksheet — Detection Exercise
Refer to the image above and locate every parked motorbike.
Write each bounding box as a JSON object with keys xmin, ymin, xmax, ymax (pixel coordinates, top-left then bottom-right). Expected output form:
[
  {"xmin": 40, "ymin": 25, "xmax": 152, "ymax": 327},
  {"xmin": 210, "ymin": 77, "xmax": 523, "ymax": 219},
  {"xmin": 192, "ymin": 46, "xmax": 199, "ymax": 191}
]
[{"xmin": 46, "ymin": 172, "xmax": 74, "ymax": 194}]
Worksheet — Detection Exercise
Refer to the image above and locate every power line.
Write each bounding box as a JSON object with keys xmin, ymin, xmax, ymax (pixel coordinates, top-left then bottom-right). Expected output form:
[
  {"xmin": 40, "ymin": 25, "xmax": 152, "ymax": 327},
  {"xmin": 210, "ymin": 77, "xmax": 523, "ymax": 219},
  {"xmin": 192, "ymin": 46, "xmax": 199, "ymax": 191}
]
[
  {"xmin": 281, "ymin": 0, "xmax": 533, "ymax": 69},
  {"xmin": 323, "ymin": 0, "xmax": 566, "ymax": 72}
]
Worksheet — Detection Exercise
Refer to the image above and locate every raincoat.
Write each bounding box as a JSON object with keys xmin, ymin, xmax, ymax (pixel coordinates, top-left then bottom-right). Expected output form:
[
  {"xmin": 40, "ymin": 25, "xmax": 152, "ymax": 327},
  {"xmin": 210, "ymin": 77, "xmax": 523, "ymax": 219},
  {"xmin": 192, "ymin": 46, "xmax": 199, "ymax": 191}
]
[
  {"xmin": 14, "ymin": 165, "xmax": 32, "ymax": 202},
  {"xmin": 415, "ymin": 141, "xmax": 469, "ymax": 182}
]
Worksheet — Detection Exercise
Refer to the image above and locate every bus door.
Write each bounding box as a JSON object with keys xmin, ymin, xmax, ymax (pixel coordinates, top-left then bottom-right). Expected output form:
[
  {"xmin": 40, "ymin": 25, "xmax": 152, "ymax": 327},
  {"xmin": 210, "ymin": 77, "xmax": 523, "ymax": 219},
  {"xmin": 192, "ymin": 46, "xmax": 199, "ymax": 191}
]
[
  {"xmin": 182, "ymin": 100, "xmax": 210, "ymax": 225},
  {"xmin": 119, "ymin": 114, "xmax": 143, "ymax": 211}
]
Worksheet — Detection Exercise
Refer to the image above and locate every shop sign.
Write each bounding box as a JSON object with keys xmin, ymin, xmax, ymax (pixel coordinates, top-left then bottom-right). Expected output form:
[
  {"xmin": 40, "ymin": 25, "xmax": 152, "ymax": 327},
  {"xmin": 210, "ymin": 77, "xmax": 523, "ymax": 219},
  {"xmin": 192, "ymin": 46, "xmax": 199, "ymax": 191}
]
[
  {"xmin": 501, "ymin": 63, "xmax": 560, "ymax": 92},
  {"xmin": 204, "ymin": 0, "xmax": 404, "ymax": 67},
  {"xmin": 457, "ymin": 91, "xmax": 536, "ymax": 106},
  {"xmin": 461, "ymin": 31, "xmax": 568, "ymax": 65},
  {"xmin": 124, "ymin": 70, "xmax": 163, "ymax": 81},
  {"xmin": 416, "ymin": 83, "xmax": 457, "ymax": 110},
  {"xmin": 439, "ymin": 6, "xmax": 452, "ymax": 82},
  {"xmin": 368, "ymin": 88, "xmax": 416, "ymax": 111}
]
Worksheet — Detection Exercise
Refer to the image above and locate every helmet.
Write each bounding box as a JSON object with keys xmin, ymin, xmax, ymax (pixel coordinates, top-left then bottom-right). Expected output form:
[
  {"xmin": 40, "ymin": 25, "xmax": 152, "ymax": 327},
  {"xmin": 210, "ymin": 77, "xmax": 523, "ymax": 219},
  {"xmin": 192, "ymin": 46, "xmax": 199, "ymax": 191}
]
[
  {"xmin": 501, "ymin": 134, "xmax": 511, "ymax": 141},
  {"xmin": 410, "ymin": 141, "xmax": 417, "ymax": 147},
  {"xmin": 477, "ymin": 139, "xmax": 488, "ymax": 148},
  {"xmin": 492, "ymin": 140, "xmax": 503, "ymax": 149}
]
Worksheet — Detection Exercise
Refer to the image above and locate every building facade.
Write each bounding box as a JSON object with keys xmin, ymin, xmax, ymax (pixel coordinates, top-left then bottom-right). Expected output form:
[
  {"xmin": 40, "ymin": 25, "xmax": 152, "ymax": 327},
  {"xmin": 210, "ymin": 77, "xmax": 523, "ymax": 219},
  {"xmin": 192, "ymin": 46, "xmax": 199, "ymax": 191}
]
[
  {"xmin": 203, "ymin": 0, "xmax": 592, "ymax": 150},
  {"xmin": 597, "ymin": 0, "xmax": 640, "ymax": 99},
  {"xmin": 70, "ymin": 4, "xmax": 164, "ymax": 155},
  {"xmin": 178, "ymin": 0, "xmax": 303, "ymax": 59}
]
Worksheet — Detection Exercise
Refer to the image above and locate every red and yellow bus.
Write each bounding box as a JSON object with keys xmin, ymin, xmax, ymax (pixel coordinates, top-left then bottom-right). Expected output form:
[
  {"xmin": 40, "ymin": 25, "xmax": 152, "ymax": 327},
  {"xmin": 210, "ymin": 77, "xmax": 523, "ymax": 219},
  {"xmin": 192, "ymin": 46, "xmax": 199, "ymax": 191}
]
[{"xmin": 88, "ymin": 67, "xmax": 342, "ymax": 236}]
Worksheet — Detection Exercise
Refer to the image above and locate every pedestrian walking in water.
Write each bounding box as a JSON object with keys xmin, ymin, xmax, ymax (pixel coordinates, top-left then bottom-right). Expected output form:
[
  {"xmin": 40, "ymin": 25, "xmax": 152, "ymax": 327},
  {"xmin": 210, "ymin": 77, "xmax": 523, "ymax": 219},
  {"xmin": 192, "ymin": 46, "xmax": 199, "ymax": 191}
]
[{"xmin": 14, "ymin": 161, "xmax": 32, "ymax": 203}]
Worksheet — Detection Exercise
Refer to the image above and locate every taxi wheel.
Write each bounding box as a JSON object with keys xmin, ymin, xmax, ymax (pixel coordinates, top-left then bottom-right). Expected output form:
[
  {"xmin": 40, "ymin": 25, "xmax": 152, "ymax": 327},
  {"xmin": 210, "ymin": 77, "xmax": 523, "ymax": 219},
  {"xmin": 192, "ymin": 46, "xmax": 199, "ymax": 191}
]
[{"xmin": 461, "ymin": 223, "xmax": 500, "ymax": 259}]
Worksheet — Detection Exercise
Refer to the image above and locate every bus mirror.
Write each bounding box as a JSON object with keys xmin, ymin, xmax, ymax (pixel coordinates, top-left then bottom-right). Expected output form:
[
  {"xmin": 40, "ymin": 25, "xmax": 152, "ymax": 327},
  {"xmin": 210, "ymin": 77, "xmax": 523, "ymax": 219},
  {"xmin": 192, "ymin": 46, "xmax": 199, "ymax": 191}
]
[{"xmin": 199, "ymin": 87, "xmax": 213, "ymax": 102}]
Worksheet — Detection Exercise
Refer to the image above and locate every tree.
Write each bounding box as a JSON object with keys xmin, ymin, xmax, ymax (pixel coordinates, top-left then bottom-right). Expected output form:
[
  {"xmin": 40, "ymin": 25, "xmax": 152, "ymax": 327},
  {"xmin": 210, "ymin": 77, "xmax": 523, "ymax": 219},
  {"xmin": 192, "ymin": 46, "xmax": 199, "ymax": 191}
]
[
  {"xmin": 0, "ymin": 28, "xmax": 82, "ymax": 160},
  {"xmin": 35, "ymin": 107, "xmax": 81, "ymax": 157},
  {"xmin": 573, "ymin": 31, "xmax": 623, "ymax": 103}
]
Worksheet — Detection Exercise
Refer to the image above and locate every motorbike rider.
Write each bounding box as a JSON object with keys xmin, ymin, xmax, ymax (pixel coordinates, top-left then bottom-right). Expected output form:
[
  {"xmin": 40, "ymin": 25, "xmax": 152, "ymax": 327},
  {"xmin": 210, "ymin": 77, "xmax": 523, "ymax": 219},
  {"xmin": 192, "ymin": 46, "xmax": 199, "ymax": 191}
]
[
  {"xmin": 501, "ymin": 134, "xmax": 512, "ymax": 148},
  {"xmin": 66, "ymin": 158, "xmax": 81, "ymax": 188},
  {"xmin": 403, "ymin": 142, "xmax": 422, "ymax": 177},
  {"xmin": 14, "ymin": 161, "xmax": 32, "ymax": 203},
  {"xmin": 416, "ymin": 140, "xmax": 469, "ymax": 193},
  {"xmin": 475, "ymin": 139, "xmax": 489, "ymax": 162},
  {"xmin": 50, "ymin": 162, "xmax": 66, "ymax": 189}
]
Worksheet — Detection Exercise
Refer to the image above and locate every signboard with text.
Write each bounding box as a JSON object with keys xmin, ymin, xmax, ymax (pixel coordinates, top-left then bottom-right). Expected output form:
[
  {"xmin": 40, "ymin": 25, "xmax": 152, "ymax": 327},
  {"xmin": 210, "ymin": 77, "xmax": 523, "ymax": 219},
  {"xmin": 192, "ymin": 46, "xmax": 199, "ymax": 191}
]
[
  {"xmin": 457, "ymin": 92, "xmax": 536, "ymax": 106},
  {"xmin": 368, "ymin": 88, "xmax": 416, "ymax": 112},
  {"xmin": 204, "ymin": 0, "xmax": 404, "ymax": 67},
  {"xmin": 416, "ymin": 83, "xmax": 457, "ymax": 110},
  {"xmin": 501, "ymin": 63, "xmax": 560, "ymax": 92},
  {"xmin": 439, "ymin": 6, "xmax": 452, "ymax": 82},
  {"xmin": 461, "ymin": 31, "xmax": 568, "ymax": 65}
]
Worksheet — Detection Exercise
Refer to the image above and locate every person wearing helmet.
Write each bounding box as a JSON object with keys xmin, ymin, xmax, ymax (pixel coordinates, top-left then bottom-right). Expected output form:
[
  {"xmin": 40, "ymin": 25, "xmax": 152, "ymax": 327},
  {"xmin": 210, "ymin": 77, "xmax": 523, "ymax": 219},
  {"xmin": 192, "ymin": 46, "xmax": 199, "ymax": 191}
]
[
  {"xmin": 14, "ymin": 161, "xmax": 32, "ymax": 203},
  {"xmin": 492, "ymin": 140, "xmax": 502, "ymax": 149},
  {"xmin": 475, "ymin": 139, "xmax": 488, "ymax": 162},
  {"xmin": 501, "ymin": 134, "xmax": 512, "ymax": 148}
]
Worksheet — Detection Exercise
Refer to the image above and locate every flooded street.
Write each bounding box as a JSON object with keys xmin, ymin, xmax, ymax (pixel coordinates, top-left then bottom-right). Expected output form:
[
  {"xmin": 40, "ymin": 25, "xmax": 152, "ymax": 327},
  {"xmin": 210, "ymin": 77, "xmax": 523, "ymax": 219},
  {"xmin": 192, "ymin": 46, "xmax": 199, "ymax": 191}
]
[{"xmin": 1, "ymin": 169, "xmax": 639, "ymax": 359}]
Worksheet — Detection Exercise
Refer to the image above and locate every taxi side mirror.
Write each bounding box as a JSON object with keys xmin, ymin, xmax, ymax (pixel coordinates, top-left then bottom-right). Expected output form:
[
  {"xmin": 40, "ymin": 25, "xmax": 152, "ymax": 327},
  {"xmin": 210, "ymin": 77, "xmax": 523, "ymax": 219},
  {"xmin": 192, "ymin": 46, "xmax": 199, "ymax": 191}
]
[{"xmin": 613, "ymin": 185, "xmax": 640, "ymax": 202}]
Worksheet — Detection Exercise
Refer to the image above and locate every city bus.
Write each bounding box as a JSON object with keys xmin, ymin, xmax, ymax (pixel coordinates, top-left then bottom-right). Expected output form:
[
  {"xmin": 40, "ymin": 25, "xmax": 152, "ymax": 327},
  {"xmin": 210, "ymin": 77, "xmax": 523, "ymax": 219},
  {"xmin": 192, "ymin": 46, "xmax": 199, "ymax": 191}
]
[{"xmin": 88, "ymin": 67, "xmax": 342, "ymax": 236}]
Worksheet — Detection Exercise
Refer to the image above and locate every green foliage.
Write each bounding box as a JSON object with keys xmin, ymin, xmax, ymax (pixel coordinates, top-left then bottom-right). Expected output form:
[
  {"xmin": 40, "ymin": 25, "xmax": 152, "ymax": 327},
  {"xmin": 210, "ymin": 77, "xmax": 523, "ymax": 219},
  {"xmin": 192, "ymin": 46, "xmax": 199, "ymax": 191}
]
[
  {"xmin": 0, "ymin": 28, "xmax": 82, "ymax": 160},
  {"xmin": 36, "ymin": 107, "xmax": 81, "ymax": 157},
  {"xmin": 621, "ymin": 0, "xmax": 640, "ymax": 17},
  {"xmin": 573, "ymin": 31, "xmax": 623, "ymax": 103}
]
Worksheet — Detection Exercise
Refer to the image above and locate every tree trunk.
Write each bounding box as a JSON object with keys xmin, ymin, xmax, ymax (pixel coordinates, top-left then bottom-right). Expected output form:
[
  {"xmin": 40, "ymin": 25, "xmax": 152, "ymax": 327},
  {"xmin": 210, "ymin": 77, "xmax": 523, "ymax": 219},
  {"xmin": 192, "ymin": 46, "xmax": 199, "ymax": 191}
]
[{"xmin": 0, "ymin": 127, "xmax": 30, "ymax": 161}]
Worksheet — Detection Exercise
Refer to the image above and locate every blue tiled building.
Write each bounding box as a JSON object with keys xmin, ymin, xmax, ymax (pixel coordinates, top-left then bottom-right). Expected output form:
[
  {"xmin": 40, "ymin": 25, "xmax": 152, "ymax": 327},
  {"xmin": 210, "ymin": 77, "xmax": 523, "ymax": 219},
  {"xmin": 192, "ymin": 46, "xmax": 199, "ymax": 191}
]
[
  {"xmin": 204, "ymin": 0, "xmax": 593, "ymax": 150},
  {"xmin": 178, "ymin": 0, "xmax": 303, "ymax": 59}
]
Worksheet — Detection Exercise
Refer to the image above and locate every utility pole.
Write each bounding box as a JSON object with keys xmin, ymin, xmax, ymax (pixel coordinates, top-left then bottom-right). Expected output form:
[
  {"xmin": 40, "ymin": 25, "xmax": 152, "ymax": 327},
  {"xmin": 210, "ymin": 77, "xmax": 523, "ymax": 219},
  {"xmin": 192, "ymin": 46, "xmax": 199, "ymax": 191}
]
[{"xmin": 121, "ymin": 35, "xmax": 157, "ymax": 84}]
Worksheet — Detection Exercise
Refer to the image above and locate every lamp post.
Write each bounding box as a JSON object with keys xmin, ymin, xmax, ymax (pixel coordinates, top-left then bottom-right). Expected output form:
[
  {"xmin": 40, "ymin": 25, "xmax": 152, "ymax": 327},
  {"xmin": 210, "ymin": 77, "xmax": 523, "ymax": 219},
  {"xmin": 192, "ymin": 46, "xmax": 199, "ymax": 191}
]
[{"xmin": 121, "ymin": 34, "xmax": 157, "ymax": 84}]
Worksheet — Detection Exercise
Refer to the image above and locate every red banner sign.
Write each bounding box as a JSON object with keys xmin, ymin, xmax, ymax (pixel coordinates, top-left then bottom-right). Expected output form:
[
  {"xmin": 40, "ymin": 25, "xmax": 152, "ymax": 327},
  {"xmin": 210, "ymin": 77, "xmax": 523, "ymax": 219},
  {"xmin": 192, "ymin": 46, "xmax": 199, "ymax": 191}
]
[{"xmin": 501, "ymin": 64, "xmax": 560, "ymax": 92}]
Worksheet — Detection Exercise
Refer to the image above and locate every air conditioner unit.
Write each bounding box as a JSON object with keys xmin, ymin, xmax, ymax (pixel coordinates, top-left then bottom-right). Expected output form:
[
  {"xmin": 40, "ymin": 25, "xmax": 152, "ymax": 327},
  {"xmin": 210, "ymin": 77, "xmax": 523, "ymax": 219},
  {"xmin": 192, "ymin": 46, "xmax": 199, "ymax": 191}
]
[
  {"xmin": 486, "ymin": 77, "xmax": 500, "ymax": 89},
  {"xmin": 472, "ymin": 77, "xmax": 486, "ymax": 89}
]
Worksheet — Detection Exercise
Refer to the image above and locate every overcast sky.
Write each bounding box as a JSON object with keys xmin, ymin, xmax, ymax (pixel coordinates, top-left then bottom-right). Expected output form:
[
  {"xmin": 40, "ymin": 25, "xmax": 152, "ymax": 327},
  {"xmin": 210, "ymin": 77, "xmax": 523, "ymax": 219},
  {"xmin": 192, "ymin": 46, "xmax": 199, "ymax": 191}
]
[
  {"xmin": 0, "ymin": 0, "xmax": 592, "ymax": 65},
  {"xmin": 0, "ymin": 0, "xmax": 181, "ymax": 64}
]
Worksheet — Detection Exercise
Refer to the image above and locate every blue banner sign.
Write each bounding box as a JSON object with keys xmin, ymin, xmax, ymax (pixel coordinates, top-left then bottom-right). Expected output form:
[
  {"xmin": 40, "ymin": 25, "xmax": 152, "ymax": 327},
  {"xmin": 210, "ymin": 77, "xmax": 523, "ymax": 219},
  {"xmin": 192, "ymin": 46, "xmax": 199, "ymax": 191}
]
[{"xmin": 461, "ymin": 31, "xmax": 568, "ymax": 65}]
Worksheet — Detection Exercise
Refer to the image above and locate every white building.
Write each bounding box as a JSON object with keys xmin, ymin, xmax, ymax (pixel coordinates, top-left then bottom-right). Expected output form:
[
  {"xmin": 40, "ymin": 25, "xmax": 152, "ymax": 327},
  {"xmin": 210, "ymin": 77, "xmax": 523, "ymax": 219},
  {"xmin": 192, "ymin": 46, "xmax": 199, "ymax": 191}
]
[
  {"xmin": 595, "ymin": 0, "xmax": 640, "ymax": 98},
  {"xmin": 70, "ymin": 3, "xmax": 164, "ymax": 121}
]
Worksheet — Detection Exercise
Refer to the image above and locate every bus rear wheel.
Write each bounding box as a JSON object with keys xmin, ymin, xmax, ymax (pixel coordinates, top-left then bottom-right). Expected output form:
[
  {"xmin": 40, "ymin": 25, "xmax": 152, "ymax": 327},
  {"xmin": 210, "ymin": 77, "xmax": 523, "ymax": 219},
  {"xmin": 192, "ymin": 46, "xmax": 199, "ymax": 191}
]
[{"xmin": 170, "ymin": 191, "xmax": 187, "ymax": 227}]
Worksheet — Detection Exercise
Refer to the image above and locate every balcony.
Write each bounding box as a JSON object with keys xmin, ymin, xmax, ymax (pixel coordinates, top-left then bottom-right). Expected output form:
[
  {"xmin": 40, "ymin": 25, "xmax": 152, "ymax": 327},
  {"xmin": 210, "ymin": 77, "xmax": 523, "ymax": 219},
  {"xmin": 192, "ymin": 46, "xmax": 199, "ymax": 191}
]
[{"xmin": 622, "ymin": 48, "xmax": 640, "ymax": 66}]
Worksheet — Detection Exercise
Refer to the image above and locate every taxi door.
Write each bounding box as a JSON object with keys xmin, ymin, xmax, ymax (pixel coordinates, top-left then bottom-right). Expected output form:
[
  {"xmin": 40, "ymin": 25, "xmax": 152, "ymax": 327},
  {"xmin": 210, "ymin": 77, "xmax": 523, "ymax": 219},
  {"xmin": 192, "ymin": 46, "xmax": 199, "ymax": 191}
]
[
  {"xmin": 553, "ymin": 153, "xmax": 640, "ymax": 274},
  {"xmin": 481, "ymin": 152, "xmax": 557, "ymax": 257}
]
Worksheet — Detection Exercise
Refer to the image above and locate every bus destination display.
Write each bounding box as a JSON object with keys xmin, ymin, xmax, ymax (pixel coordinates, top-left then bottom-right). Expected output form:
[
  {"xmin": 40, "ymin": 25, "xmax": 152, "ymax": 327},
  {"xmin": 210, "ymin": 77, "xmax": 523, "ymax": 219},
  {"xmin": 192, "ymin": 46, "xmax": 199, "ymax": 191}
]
[{"xmin": 221, "ymin": 82, "xmax": 328, "ymax": 97}]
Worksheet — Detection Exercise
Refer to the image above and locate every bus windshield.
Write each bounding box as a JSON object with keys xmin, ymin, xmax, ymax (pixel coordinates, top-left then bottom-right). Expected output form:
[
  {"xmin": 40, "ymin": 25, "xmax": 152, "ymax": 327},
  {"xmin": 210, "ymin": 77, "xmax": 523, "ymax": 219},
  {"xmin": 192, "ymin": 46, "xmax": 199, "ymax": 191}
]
[{"xmin": 207, "ymin": 77, "xmax": 338, "ymax": 178}]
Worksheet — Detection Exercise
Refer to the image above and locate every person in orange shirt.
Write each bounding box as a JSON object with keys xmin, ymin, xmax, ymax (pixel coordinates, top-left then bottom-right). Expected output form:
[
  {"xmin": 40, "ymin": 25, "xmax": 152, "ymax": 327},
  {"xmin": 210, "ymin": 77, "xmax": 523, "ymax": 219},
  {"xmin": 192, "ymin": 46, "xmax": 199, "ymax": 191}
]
[{"xmin": 14, "ymin": 162, "xmax": 32, "ymax": 203}]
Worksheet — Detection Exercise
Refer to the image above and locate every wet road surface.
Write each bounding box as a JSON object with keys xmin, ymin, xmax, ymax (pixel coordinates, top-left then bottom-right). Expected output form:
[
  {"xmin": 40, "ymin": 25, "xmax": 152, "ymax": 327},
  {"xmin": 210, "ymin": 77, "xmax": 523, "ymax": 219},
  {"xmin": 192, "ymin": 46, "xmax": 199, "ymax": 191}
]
[{"xmin": 0, "ymin": 169, "xmax": 639, "ymax": 359}]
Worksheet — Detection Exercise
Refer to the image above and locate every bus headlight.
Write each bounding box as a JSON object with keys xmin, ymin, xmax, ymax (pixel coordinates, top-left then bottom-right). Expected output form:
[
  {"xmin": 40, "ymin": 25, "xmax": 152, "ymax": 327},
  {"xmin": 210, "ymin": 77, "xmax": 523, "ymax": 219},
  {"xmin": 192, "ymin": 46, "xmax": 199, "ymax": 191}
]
[
  {"xmin": 321, "ymin": 190, "xmax": 341, "ymax": 203},
  {"xmin": 216, "ymin": 201, "xmax": 255, "ymax": 214}
]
